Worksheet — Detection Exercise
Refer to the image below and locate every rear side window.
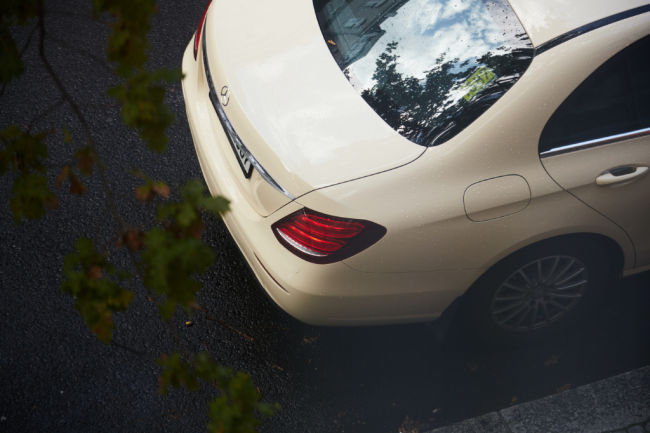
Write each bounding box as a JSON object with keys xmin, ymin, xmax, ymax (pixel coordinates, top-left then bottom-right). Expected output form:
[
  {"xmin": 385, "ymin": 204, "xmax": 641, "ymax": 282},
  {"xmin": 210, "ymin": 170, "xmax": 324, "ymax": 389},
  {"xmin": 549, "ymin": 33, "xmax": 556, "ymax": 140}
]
[
  {"xmin": 539, "ymin": 35, "xmax": 650, "ymax": 155},
  {"xmin": 313, "ymin": 0, "xmax": 533, "ymax": 147}
]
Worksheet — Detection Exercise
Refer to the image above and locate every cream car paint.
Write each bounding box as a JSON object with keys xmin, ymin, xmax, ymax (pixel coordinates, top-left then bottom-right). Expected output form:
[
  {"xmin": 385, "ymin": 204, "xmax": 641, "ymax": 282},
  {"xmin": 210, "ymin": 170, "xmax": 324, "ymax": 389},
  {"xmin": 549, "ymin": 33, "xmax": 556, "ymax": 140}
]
[
  {"xmin": 463, "ymin": 175, "xmax": 531, "ymax": 222},
  {"xmin": 201, "ymin": 0, "xmax": 425, "ymax": 200},
  {"xmin": 182, "ymin": 0, "xmax": 649, "ymax": 326},
  {"xmin": 507, "ymin": 0, "xmax": 649, "ymax": 46}
]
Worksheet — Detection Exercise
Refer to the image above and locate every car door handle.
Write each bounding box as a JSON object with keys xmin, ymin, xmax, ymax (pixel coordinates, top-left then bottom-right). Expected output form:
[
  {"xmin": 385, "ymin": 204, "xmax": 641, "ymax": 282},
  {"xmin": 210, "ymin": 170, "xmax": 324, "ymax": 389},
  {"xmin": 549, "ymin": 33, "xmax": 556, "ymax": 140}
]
[{"xmin": 596, "ymin": 166, "xmax": 649, "ymax": 186}]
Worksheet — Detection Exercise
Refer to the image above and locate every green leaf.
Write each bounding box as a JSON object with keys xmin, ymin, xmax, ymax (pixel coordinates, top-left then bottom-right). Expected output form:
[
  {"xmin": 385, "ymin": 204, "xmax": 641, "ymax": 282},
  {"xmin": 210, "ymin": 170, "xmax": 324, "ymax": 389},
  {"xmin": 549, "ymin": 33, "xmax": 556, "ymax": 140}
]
[
  {"xmin": 94, "ymin": 0, "xmax": 156, "ymax": 70},
  {"xmin": 141, "ymin": 228, "xmax": 214, "ymax": 319},
  {"xmin": 202, "ymin": 196, "xmax": 230, "ymax": 216},
  {"xmin": 0, "ymin": 27, "xmax": 24, "ymax": 84},
  {"xmin": 156, "ymin": 180, "xmax": 229, "ymax": 230},
  {"xmin": 135, "ymin": 176, "xmax": 169, "ymax": 202},
  {"xmin": 207, "ymin": 370, "xmax": 279, "ymax": 433},
  {"xmin": 157, "ymin": 353, "xmax": 199, "ymax": 393},
  {"xmin": 61, "ymin": 237, "xmax": 133, "ymax": 343},
  {"xmin": 1, "ymin": 125, "xmax": 49, "ymax": 175},
  {"xmin": 108, "ymin": 68, "xmax": 180, "ymax": 153},
  {"xmin": 142, "ymin": 180, "xmax": 229, "ymax": 317},
  {"xmin": 1, "ymin": 126, "xmax": 57, "ymax": 221},
  {"xmin": 175, "ymin": 202, "xmax": 197, "ymax": 228},
  {"xmin": 0, "ymin": 0, "xmax": 40, "ymax": 84},
  {"xmin": 10, "ymin": 172, "xmax": 57, "ymax": 222}
]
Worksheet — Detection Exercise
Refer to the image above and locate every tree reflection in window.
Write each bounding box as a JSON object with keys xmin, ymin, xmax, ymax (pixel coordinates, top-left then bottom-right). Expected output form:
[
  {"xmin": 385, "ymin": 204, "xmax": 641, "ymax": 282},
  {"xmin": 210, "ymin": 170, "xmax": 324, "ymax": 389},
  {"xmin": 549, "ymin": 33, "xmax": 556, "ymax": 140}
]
[
  {"xmin": 314, "ymin": 0, "xmax": 534, "ymax": 146},
  {"xmin": 361, "ymin": 41, "xmax": 533, "ymax": 146}
]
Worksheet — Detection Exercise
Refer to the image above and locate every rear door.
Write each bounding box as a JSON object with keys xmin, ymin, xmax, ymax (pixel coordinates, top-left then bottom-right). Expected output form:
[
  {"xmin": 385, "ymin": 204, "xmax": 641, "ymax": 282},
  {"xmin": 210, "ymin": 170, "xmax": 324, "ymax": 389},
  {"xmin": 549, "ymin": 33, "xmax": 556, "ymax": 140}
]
[{"xmin": 539, "ymin": 35, "xmax": 650, "ymax": 267}]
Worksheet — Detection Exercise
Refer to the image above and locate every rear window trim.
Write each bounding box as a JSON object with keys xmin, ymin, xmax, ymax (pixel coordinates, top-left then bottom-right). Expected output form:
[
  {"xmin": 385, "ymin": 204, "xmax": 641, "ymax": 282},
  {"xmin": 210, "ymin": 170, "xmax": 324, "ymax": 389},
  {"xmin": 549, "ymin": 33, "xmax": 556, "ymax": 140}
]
[{"xmin": 535, "ymin": 5, "xmax": 650, "ymax": 55}]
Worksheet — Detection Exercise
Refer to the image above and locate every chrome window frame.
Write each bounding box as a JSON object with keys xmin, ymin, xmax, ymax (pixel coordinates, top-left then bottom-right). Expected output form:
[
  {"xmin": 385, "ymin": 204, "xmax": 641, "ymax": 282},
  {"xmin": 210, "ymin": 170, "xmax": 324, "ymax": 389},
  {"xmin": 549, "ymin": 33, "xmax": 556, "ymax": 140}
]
[{"xmin": 540, "ymin": 127, "xmax": 650, "ymax": 157}]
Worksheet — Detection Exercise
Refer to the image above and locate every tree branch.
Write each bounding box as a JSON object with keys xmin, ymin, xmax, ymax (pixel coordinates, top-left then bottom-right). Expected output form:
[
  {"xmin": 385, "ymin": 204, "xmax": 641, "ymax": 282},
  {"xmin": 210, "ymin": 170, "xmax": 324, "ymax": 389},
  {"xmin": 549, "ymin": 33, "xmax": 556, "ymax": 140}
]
[
  {"xmin": 0, "ymin": 22, "xmax": 38, "ymax": 97},
  {"xmin": 36, "ymin": 1, "xmax": 126, "ymax": 231},
  {"xmin": 37, "ymin": 0, "xmax": 210, "ymax": 368},
  {"xmin": 27, "ymin": 97, "xmax": 64, "ymax": 132}
]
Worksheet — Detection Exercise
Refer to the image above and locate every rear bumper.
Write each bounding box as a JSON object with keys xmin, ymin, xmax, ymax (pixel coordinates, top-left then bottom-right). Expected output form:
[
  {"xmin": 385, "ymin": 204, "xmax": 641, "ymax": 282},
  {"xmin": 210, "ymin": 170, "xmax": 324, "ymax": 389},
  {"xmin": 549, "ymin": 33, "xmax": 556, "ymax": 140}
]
[{"xmin": 182, "ymin": 40, "xmax": 467, "ymax": 325}]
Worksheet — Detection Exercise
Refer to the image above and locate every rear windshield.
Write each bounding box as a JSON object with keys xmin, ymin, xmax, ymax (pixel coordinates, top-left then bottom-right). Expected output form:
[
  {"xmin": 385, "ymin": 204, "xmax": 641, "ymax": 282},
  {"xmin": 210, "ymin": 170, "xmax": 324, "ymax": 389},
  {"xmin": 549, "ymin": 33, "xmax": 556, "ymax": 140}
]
[{"xmin": 313, "ymin": 0, "xmax": 533, "ymax": 146}]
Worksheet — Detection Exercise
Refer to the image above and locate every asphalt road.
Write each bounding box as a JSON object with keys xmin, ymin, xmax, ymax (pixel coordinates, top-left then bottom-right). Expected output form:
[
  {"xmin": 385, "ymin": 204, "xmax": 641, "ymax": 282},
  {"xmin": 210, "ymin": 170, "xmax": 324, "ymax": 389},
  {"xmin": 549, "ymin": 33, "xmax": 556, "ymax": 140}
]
[{"xmin": 1, "ymin": 1, "xmax": 649, "ymax": 433}]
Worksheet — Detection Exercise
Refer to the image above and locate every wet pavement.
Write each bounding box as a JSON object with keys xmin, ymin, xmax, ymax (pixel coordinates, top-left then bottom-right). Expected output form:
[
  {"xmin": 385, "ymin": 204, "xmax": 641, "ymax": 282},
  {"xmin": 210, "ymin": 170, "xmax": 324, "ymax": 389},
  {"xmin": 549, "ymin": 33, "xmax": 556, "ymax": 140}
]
[{"xmin": 425, "ymin": 366, "xmax": 650, "ymax": 433}]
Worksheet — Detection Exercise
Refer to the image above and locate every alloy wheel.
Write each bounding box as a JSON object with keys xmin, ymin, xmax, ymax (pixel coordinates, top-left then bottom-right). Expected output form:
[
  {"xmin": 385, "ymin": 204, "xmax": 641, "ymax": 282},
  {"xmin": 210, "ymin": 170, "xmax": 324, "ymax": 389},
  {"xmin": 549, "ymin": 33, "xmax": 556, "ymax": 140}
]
[{"xmin": 490, "ymin": 255, "xmax": 588, "ymax": 332}]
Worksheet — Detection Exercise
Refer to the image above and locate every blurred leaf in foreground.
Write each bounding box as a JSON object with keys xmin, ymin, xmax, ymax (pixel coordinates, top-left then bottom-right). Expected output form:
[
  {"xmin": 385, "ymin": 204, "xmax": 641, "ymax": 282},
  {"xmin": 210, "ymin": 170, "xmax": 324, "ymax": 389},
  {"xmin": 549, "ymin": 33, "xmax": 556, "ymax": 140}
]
[
  {"xmin": 158, "ymin": 352, "xmax": 280, "ymax": 433},
  {"xmin": 0, "ymin": 126, "xmax": 57, "ymax": 222},
  {"xmin": 61, "ymin": 237, "xmax": 133, "ymax": 343}
]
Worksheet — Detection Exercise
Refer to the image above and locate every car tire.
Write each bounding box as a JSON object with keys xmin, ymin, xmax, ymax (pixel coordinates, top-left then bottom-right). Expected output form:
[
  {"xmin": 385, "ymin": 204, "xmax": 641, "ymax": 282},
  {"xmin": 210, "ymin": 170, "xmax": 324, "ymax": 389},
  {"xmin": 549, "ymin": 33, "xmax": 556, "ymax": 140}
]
[{"xmin": 461, "ymin": 238, "xmax": 614, "ymax": 345}]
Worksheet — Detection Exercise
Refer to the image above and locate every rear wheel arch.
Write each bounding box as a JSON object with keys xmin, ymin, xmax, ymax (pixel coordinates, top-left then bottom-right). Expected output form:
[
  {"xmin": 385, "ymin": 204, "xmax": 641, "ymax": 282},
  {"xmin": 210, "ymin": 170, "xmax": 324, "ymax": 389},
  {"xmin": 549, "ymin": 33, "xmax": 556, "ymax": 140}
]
[
  {"xmin": 458, "ymin": 232, "xmax": 625, "ymax": 344},
  {"xmin": 474, "ymin": 232, "xmax": 625, "ymax": 291}
]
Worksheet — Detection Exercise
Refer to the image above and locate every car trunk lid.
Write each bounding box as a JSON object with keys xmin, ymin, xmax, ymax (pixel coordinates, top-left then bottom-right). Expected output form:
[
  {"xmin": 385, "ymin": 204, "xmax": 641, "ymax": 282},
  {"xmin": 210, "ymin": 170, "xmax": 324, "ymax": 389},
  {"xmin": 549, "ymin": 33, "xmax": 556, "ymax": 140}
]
[{"xmin": 201, "ymin": 0, "xmax": 425, "ymax": 204}]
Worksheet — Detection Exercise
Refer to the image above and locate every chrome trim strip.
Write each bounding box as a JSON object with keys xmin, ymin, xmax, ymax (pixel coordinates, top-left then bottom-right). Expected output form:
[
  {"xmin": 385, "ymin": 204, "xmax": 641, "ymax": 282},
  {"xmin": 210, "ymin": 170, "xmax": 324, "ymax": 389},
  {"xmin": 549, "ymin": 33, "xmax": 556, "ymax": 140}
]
[
  {"xmin": 540, "ymin": 127, "xmax": 650, "ymax": 157},
  {"xmin": 248, "ymin": 156, "xmax": 294, "ymax": 200},
  {"xmin": 201, "ymin": 22, "xmax": 295, "ymax": 200}
]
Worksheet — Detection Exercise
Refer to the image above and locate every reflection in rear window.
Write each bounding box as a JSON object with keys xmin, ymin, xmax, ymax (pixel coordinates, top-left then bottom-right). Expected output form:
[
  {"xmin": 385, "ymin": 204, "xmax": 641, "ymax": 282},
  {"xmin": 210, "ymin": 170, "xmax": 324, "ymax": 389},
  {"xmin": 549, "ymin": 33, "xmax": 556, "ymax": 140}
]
[{"xmin": 313, "ymin": 0, "xmax": 533, "ymax": 146}]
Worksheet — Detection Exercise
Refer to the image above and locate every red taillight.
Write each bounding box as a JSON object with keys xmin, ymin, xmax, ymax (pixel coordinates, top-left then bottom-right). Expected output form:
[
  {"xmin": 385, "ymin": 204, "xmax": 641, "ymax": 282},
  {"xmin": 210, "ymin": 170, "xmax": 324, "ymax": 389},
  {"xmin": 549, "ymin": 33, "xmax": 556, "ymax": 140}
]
[
  {"xmin": 193, "ymin": 0, "xmax": 212, "ymax": 60},
  {"xmin": 272, "ymin": 209, "xmax": 386, "ymax": 264}
]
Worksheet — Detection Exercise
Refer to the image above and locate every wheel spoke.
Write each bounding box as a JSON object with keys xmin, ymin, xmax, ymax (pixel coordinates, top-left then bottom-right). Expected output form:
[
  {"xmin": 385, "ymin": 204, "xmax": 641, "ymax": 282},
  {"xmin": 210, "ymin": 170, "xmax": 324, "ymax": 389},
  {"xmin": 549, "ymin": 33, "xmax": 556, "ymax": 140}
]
[
  {"xmin": 497, "ymin": 302, "xmax": 529, "ymax": 325},
  {"xmin": 517, "ymin": 268, "xmax": 533, "ymax": 287},
  {"xmin": 554, "ymin": 279, "xmax": 587, "ymax": 291},
  {"xmin": 549, "ymin": 258, "xmax": 575, "ymax": 284},
  {"xmin": 502, "ymin": 282, "xmax": 528, "ymax": 292},
  {"xmin": 491, "ymin": 255, "xmax": 589, "ymax": 332},
  {"xmin": 554, "ymin": 266, "xmax": 585, "ymax": 286},
  {"xmin": 544, "ymin": 256, "xmax": 560, "ymax": 284},
  {"xmin": 514, "ymin": 306, "xmax": 529, "ymax": 328},
  {"xmin": 493, "ymin": 299, "xmax": 527, "ymax": 315}
]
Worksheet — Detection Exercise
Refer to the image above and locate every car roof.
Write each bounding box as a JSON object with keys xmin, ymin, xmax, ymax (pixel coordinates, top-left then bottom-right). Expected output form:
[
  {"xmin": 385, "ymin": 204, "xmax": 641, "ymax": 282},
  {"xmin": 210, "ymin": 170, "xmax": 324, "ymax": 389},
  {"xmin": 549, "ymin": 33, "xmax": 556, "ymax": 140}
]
[{"xmin": 507, "ymin": 0, "xmax": 650, "ymax": 47}]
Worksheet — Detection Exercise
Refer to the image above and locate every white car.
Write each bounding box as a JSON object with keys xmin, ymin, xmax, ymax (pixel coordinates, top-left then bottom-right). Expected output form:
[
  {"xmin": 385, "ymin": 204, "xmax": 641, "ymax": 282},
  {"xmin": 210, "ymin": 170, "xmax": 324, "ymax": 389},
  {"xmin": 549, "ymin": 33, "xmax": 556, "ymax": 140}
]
[{"xmin": 182, "ymin": 0, "xmax": 650, "ymax": 342}]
